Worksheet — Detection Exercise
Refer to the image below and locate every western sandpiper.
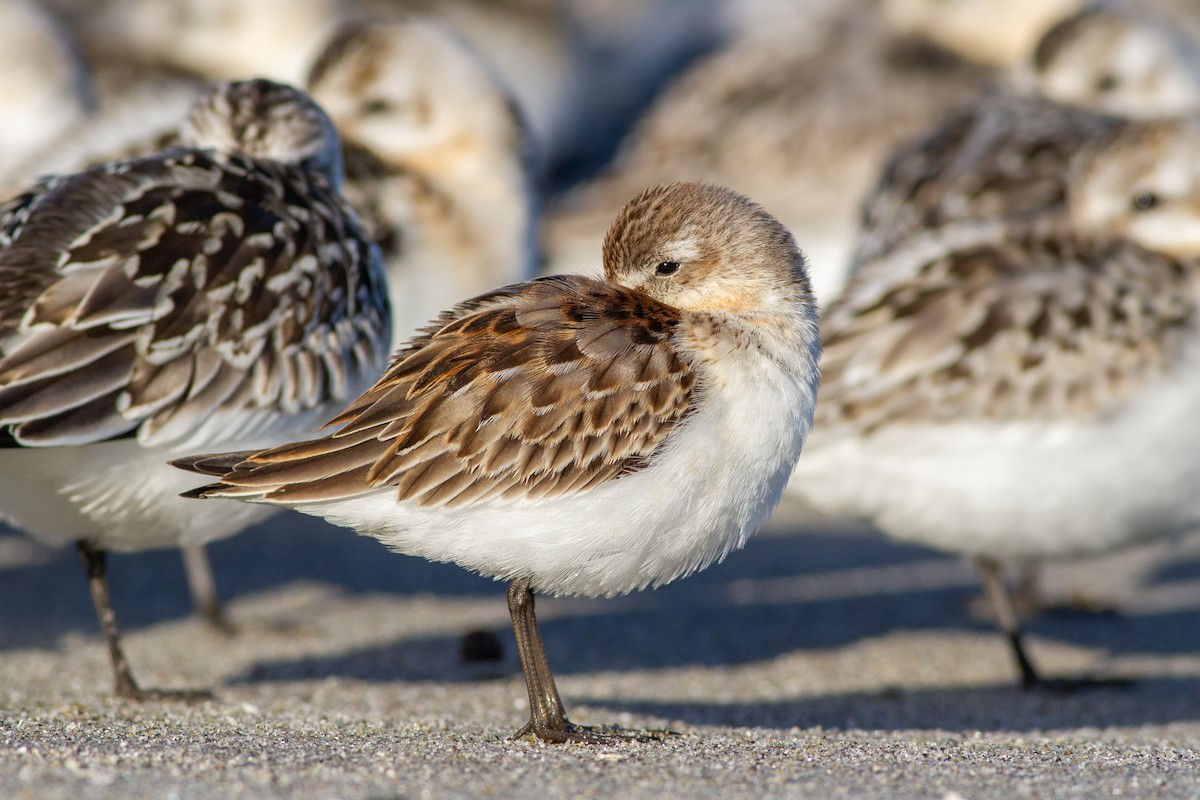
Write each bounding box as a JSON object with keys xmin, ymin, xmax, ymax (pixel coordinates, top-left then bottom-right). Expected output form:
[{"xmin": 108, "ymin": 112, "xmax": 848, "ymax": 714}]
[
  {"xmin": 176, "ymin": 181, "xmax": 821, "ymax": 741},
  {"xmin": 857, "ymin": 5, "xmax": 1200, "ymax": 268},
  {"xmin": 0, "ymin": 79, "xmax": 391, "ymax": 698},
  {"xmin": 306, "ymin": 17, "xmax": 538, "ymax": 349},
  {"xmin": 789, "ymin": 117, "xmax": 1200, "ymax": 687},
  {"xmin": 1025, "ymin": 4, "xmax": 1200, "ymax": 119}
]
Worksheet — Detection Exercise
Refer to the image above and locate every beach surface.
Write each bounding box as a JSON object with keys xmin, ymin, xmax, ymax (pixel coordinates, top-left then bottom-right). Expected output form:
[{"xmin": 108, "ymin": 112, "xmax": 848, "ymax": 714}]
[{"xmin": 2, "ymin": 500, "xmax": 1198, "ymax": 799}]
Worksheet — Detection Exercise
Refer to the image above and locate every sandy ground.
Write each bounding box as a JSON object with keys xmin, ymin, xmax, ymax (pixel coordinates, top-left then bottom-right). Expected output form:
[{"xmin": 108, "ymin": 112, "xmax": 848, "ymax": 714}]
[{"xmin": 2, "ymin": 499, "xmax": 1199, "ymax": 799}]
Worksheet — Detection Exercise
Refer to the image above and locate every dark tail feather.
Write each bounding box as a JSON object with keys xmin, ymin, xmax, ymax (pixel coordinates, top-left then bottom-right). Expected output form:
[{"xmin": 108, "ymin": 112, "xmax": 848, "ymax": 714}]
[
  {"xmin": 179, "ymin": 483, "xmax": 225, "ymax": 500},
  {"xmin": 170, "ymin": 450, "xmax": 257, "ymax": 476}
]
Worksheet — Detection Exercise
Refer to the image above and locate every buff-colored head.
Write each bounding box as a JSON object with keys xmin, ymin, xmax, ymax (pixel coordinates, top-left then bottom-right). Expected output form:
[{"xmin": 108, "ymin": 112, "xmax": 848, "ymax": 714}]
[
  {"xmin": 602, "ymin": 182, "xmax": 812, "ymax": 315},
  {"xmin": 1069, "ymin": 118, "xmax": 1200, "ymax": 257},
  {"xmin": 0, "ymin": 0, "xmax": 94, "ymax": 178},
  {"xmin": 180, "ymin": 79, "xmax": 345, "ymax": 187},
  {"xmin": 306, "ymin": 18, "xmax": 531, "ymax": 172},
  {"xmin": 1029, "ymin": 7, "xmax": 1200, "ymax": 118},
  {"xmin": 883, "ymin": 0, "xmax": 1084, "ymax": 67}
]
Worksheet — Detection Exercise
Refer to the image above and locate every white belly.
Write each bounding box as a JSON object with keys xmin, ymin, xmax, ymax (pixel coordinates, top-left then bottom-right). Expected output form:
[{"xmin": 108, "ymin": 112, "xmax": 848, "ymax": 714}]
[
  {"xmin": 0, "ymin": 439, "xmax": 275, "ymax": 552},
  {"xmin": 789, "ymin": 364, "xmax": 1200, "ymax": 560},
  {"xmin": 296, "ymin": 342, "xmax": 819, "ymax": 597}
]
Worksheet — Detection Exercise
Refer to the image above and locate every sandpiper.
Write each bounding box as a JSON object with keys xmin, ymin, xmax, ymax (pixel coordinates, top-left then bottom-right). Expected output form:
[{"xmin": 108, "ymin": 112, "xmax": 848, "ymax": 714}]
[
  {"xmin": 0, "ymin": 79, "xmax": 391, "ymax": 699},
  {"xmin": 852, "ymin": 94, "xmax": 1124, "ymax": 267},
  {"xmin": 857, "ymin": 1, "xmax": 1200, "ymax": 267},
  {"xmin": 176, "ymin": 181, "xmax": 821, "ymax": 741},
  {"xmin": 1023, "ymin": 4, "xmax": 1200, "ymax": 118},
  {"xmin": 306, "ymin": 17, "xmax": 539, "ymax": 349},
  {"xmin": 789, "ymin": 117, "xmax": 1200, "ymax": 688}
]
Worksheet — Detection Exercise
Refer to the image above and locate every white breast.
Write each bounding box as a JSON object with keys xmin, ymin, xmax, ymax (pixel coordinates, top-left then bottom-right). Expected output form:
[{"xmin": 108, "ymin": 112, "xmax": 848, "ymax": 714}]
[
  {"xmin": 788, "ymin": 348, "xmax": 1200, "ymax": 560},
  {"xmin": 304, "ymin": 314, "xmax": 821, "ymax": 598}
]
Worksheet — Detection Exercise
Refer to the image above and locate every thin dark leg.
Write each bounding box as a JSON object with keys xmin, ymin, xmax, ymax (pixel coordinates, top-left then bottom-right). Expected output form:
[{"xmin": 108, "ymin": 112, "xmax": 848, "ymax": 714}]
[
  {"xmin": 77, "ymin": 541, "xmax": 212, "ymax": 703},
  {"xmin": 507, "ymin": 578, "xmax": 569, "ymax": 739},
  {"xmin": 526, "ymin": 594, "xmax": 567, "ymax": 722},
  {"xmin": 505, "ymin": 579, "xmax": 675, "ymax": 743},
  {"xmin": 976, "ymin": 559, "xmax": 1041, "ymax": 690},
  {"xmin": 181, "ymin": 545, "xmax": 234, "ymax": 634},
  {"xmin": 78, "ymin": 542, "xmax": 143, "ymax": 699}
]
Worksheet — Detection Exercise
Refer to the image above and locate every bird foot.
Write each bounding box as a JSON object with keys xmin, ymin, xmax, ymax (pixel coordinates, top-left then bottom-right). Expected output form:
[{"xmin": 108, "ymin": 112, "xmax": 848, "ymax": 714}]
[
  {"xmin": 115, "ymin": 683, "xmax": 214, "ymax": 704},
  {"xmin": 513, "ymin": 718, "xmax": 679, "ymax": 744}
]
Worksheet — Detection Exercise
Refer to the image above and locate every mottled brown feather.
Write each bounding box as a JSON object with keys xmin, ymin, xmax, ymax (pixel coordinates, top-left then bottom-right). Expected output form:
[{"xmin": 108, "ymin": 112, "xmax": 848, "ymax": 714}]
[
  {"xmin": 821, "ymin": 222, "xmax": 1197, "ymax": 432},
  {"xmin": 855, "ymin": 94, "xmax": 1124, "ymax": 266},
  {"xmin": 0, "ymin": 146, "xmax": 390, "ymax": 448},
  {"xmin": 198, "ymin": 275, "xmax": 698, "ymax": 507}
]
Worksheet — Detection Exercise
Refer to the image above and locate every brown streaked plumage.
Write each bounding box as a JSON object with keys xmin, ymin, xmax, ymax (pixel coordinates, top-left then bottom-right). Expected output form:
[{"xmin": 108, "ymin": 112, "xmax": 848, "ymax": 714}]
[
  {"xmin": 789, "ymin": 115, "xmax": 1200, "ymax": 691},
  {"xmin": 0, "ymin": 141, "xmax": 386, "ymax": 448},
  {"xmin": 197, "ymin": 274, "xmax": 696, "ymax": 507},
  {"xmin": 822, "ymin": 218, "xmax": 1195, "ymax": 434},
  {"xmin": 0, "ymin": 78, "xmax": 391, "ymax": 700},
  {"xmin": 854, "ymin": 94, "xmax": 1123, "ymax": 266},
  {"xmin": 177, "ymin": 181, "xmax": 821, "ymax": 742}
]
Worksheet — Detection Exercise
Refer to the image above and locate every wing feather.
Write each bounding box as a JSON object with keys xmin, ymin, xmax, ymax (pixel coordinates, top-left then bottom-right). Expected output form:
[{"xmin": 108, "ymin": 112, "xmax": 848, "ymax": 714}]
[
  {"xmin": 0, "ymin": 147, "xmax": 391, "ymax": 449},
  {"xmin": 855, "ymin": 95, "xmax": 1123, "ymax": 266},
  {"xmin": 190, "ymin": 276, "xmax": 698, "ymax": 508},
  {"xmin": 820, "ymin": 222, "xmax": 1197, "ymax": 432}
]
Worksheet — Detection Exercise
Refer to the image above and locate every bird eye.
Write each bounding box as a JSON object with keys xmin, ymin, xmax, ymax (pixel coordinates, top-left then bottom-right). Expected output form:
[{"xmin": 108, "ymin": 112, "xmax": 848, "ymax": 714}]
[
  {"xmin": 1131, "ymin": 191, "xmax": 1160, "ymax": 212},
  {"xmin": 1094, "ymin": 74, "xmax": 1119, "ymax": 93},
  {"xmin": 361, "ymin": 99, "xmax": 391, "ymax": 116},
  {"xmin": 656, "ymin": 261, "xmax": 680, "ymax": 275}
]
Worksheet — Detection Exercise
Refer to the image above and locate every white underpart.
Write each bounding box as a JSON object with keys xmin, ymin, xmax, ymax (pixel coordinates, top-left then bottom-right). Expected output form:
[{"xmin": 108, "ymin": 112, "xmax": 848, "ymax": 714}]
[
  {"xmin": 789, "ymin": 344, "xmax": 1200, "ymax": 560},
  {"xmin": 0, "ymin": 440, "xmax": 270, "ymax": 552},
  {"xmin": 284, "ymin": 310, "xmax": 820, "ymax": 598},
  {"xmin": 0, "ymin": 381, "xmax": 375, "ymax": 553}
]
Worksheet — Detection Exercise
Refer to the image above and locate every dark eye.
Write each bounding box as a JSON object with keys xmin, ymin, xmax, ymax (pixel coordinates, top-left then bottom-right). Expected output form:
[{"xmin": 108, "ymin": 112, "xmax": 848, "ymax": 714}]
[
  {"xmin": 361, "ymin": 99, "xmax": 391, "ymax": 116},
  {"xmin": 1131, "ymin": 191, "xmax": 1160, "ymax": 211},
  {"xmin": 1094, "ymin": 74, "xmax": 1119, "ymax": 93},
  {"xmin": 655, "ymin": 261, "xmax": 680, "ymax": 275}
]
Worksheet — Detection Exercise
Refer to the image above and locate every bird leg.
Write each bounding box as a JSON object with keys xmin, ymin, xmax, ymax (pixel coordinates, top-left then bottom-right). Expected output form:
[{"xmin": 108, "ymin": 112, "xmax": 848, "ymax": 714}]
[
  {"xmin": 78, "ymin": 542, "xmax": 145, "ymax": 699},
  {"xmin": 976, "ymin": 558, "xmax": 1042, "ymax": 690},
  {"xmin": 181, "ymin": 545, "xmax": 234, "ymax": 634},
  {"xmin": 506, "ymin": 579, "xmax": 671, "ymax": 743},
  {"xmin": 77, "ymin": 541, "xmax": 211, "ymax": 703}
]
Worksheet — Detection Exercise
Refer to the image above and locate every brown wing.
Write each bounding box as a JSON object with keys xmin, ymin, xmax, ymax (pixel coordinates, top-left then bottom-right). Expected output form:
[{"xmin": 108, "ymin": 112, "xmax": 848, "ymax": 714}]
[
  {"xmin": 819, "ymin": 222, "xmax": 1197, "ymax": 433},
  {"xmin": 854, "ymin": 94, "xmax": 1123, "ymax": 265},
  {"xmin": 0, "ymin": 147, "xmax": 391, "ymax": 448},
  {"xmin": 190, "ymin": 275, "xmax": 698, "ymax": 508}
]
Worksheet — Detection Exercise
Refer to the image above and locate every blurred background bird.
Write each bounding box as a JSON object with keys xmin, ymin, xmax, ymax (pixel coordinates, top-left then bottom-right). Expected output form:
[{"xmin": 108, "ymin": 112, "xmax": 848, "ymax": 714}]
[
  {"xmin": 3, "ymin": 0, "xmax": 1200, "ymax": 702},
  {"xmin": 0, "ymin": 79, "xmax": 392, "ymax": 698}
]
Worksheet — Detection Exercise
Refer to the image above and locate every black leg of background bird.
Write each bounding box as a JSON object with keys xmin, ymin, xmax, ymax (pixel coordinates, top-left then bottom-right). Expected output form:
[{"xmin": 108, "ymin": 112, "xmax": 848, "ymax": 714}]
[
  {"xmin": 976, "ymin": 559, "xmax": 1134, "ymax": 694},
  {"xmin": 181, "ymin": 545, "xmax": 235, "ymax": 634},
  {"xmin": 976, "ymin": 558, "xmax": 1042, "ymax": 690},
  {"xmin": 78, "ymin": 541, "xmax": 213, "ymax": 703},
  {"xmin": 78, "ymin": 542, "xmax": 143, "ymax": 700},
  {"xmin": 506, "ymin": 579, "xmax": 675, "ymax": 744}
]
